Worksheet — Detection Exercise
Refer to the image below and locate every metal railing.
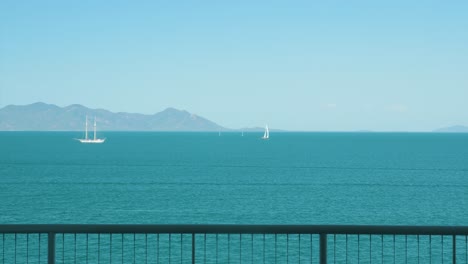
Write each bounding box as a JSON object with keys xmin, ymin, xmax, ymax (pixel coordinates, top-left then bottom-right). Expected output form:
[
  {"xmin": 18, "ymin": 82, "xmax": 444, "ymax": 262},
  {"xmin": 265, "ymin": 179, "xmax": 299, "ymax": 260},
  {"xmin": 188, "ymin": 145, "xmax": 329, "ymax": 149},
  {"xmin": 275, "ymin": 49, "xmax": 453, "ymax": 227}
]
[{"xmin": 1, "ymin": 224, "xmax": 468, "ymax": 263}]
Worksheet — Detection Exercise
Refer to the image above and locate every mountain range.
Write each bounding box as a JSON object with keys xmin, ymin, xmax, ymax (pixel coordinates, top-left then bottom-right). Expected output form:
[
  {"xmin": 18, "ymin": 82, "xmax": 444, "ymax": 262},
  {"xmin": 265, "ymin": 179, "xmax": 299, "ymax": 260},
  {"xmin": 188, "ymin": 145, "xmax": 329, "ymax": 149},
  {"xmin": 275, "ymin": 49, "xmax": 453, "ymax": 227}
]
[{"xmin": 0, "ymin": 102, "xmax": 226, "ymax": 131}]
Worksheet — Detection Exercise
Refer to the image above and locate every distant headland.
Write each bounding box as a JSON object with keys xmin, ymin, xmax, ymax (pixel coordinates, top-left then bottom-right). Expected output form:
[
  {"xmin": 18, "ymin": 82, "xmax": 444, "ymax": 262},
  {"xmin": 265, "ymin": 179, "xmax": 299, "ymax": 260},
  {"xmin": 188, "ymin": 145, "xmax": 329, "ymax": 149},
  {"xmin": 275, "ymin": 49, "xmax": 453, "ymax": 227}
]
[{"xmin": 433, "ymin": 125, "xmax": 468, "ymax": 133}]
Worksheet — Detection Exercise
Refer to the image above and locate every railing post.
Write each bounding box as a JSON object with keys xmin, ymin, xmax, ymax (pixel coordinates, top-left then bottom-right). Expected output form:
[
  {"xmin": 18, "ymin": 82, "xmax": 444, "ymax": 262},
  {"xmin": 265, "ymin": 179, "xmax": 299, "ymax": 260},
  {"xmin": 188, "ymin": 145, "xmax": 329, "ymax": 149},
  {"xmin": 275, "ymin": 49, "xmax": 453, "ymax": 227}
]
[
  {"xmin": 320, "ymin": 233, "xmax": 327, "ymax": 264},
  {"xmin": 192, "ymin": 233, "xmax": 195, "ymax": 264},
  {"xmin": 48, "ymin": 232, "xmax": 55, "ymax": 264},
  {"xmin": 452, "ymin": 235, "xmax": 456, "ymax": 264}
]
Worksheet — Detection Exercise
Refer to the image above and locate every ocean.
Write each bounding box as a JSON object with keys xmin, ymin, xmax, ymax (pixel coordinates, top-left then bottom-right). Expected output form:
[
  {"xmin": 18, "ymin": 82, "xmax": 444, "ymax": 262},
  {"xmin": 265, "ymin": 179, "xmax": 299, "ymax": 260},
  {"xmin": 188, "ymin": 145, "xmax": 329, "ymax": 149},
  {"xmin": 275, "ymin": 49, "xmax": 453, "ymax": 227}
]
[{"xmin": 1, "ymin": 132, "xmax": 468, "ymax": 225}]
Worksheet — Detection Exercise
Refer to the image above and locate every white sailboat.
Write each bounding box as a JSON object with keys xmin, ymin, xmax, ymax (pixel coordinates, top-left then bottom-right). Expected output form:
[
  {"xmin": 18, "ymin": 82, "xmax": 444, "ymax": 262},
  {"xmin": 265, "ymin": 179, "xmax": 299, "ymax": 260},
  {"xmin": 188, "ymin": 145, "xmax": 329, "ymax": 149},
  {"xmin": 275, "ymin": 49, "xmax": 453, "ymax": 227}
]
[
  {"xmin": 77, "ymin": 116, "xmax": 105, "ymax": 144},
  {"xmin": 261, "ymin": 124, "xmax": 269, "ymax": 140}
]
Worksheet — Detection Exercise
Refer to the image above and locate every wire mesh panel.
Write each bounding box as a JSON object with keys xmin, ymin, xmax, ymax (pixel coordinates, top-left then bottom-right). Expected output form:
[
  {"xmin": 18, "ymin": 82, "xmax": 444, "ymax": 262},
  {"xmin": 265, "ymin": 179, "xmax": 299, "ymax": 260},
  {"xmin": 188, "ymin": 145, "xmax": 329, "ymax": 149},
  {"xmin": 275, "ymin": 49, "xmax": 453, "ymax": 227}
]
[
  {"xmin": 51, "ymin": 233, "xmax": 194, "ymax": 264},
  {"xmin": 0, "ymin": 233, "xmax": 47, "ymax": 264},
  {"xmin": 327, "ymin": 234, "xmax": 468, "ymax": 264},
  {"xmin": 192, "ymin": 233, "xmax": 320, "ymax": 263}
]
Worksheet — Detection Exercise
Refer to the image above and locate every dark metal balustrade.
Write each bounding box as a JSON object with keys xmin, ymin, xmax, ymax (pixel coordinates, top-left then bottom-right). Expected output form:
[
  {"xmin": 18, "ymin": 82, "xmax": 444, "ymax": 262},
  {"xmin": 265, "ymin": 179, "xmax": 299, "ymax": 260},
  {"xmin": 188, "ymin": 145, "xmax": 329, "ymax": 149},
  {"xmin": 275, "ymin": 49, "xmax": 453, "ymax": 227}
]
[{"xmin": 1, "ymin": 224, "xmax": 468, "ymax": 263}]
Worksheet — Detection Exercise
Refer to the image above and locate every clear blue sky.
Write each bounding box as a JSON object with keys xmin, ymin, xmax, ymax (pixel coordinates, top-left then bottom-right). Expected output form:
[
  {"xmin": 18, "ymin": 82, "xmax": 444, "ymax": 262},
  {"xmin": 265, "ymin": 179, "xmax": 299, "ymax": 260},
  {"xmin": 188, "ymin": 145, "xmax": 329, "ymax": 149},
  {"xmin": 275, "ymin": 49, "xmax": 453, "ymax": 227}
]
[{"xmin": 1, "ymin": 1, "xmax": 467, "ymax": 131}]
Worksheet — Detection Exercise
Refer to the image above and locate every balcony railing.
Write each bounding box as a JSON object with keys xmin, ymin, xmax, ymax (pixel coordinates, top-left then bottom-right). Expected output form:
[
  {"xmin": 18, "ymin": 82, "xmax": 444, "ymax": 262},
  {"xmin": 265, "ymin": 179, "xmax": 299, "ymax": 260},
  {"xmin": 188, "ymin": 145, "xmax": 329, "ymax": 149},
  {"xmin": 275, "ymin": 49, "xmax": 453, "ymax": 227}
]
[{"xmin": 1, "ymin": 224, "xmax": 468, "ymax": 263}]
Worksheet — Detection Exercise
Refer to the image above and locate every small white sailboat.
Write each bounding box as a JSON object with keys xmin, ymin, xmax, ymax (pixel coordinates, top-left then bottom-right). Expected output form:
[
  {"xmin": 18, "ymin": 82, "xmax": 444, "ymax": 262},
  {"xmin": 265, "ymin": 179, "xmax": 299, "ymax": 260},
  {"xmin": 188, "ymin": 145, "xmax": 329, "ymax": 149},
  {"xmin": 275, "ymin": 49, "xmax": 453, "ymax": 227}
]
[
  {"xmin": 261, "ymin": 124, "xmax": 269, "ymax": 140},
  {"xmin": 77, "ymin": 116, "xmax": 105, "ymax": 144}
]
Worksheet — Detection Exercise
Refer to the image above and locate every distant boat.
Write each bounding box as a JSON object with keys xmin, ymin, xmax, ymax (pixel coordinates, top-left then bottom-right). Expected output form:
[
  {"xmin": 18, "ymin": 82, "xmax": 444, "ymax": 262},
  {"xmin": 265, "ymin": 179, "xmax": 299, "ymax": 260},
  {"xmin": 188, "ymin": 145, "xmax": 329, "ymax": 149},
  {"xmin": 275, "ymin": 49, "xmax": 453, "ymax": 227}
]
[
  {"xmin": 77, "ymin": 116, "xmax": 105, "ymax": 144},
  {"xmin": 261, "ymin": 125, "xmax": 269, "ymax": 140}
]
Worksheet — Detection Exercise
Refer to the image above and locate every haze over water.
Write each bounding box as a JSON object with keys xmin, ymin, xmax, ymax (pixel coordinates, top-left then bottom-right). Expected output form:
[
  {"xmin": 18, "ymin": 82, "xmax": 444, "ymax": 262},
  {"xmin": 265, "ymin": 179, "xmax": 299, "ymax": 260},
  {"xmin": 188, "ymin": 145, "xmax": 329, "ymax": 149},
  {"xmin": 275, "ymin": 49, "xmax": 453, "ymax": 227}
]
[{"xmin": 1, "ymin": 132, "xmax": 467, "ymax": 225}]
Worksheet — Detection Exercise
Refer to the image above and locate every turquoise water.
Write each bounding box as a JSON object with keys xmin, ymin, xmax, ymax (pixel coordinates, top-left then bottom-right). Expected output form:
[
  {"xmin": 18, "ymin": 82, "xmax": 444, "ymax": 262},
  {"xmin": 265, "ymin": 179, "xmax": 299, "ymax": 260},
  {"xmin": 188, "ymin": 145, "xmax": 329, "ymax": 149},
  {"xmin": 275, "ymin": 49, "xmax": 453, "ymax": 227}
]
[{"xmin": 1, "ymin": 132, "xmax": 468, "ymax": 225}]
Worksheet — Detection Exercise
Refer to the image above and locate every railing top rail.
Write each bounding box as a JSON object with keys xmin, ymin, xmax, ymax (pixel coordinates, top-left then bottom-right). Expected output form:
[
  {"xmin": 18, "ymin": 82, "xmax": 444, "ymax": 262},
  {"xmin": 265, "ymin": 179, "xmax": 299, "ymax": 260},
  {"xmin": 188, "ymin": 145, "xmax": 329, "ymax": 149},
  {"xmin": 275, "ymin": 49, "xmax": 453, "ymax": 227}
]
[{"xmin": 1, "ymin": 224, "xmax": 468, "ymax": 235}]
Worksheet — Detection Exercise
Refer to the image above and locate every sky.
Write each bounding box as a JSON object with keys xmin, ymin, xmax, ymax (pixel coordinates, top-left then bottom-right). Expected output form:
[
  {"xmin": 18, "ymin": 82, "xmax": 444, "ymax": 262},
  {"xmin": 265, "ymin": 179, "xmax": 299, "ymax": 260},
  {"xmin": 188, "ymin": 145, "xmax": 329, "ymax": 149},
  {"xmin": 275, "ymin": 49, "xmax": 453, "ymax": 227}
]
[{"xmin": 1, "ymin": 1, "xmax": 467, "ymax": 131}]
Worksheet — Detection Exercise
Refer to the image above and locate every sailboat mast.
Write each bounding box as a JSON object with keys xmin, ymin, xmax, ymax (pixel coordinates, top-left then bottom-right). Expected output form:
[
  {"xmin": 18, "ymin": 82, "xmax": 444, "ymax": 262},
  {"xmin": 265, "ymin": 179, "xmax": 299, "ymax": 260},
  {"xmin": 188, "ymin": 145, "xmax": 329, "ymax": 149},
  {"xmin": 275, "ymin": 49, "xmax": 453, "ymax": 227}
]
[
  {"xmin": 85, "ymin": 116, "xmax": 88, "ymax": 140},
  {"xmin": 94, "ymin": 117, "xmax": 97, "ymax": 140}
]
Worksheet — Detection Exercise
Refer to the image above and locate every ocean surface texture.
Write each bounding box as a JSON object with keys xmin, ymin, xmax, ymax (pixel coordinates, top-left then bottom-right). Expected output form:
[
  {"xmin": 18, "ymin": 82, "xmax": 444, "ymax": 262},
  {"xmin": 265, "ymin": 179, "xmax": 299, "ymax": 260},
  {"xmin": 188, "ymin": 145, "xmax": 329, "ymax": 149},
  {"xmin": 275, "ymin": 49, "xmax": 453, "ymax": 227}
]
[{"xmin": 1, "ymin": 132, "xmax": 467, "ymax": 225}]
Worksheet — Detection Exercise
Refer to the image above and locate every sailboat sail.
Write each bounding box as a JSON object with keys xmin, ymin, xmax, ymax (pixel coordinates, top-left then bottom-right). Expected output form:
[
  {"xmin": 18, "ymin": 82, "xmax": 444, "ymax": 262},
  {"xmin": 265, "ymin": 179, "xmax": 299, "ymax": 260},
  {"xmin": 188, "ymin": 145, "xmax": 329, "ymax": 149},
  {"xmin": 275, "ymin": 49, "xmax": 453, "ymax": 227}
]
[{"xmin": 262, "ymin": 125, "xmax": 269, "ymax": 139}]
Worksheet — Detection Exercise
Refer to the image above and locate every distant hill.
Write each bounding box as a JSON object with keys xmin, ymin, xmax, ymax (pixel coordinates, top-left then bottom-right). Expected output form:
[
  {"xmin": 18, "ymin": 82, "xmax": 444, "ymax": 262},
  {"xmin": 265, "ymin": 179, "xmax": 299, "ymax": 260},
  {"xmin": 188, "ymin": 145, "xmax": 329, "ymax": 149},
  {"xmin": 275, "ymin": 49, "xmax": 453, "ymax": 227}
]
[
  {"xmin": 0, "ymin": 102, "xmax": 226, "ymax": 131},
  {"xmin": 237, "ymin": 127, "xmax": 285, "ymax": 132},
  {"xmin": 433, "ymin": 125, "xmax": 468, "ymax": 133}
]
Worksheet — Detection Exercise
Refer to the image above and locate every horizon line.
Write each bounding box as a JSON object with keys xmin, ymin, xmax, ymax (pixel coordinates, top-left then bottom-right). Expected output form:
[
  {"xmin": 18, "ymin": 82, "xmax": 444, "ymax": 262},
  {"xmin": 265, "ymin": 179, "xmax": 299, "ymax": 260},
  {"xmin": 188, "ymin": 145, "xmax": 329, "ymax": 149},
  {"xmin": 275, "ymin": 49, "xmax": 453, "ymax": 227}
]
[{"xmin": 1, "ymin": 102, "xmax": 467, "ymax": 133}]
